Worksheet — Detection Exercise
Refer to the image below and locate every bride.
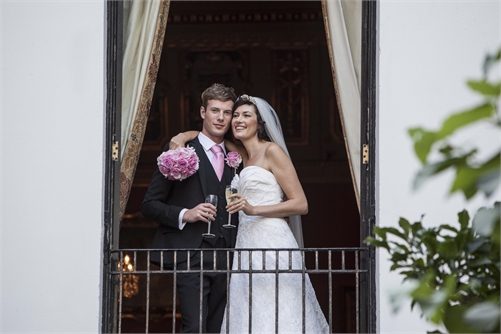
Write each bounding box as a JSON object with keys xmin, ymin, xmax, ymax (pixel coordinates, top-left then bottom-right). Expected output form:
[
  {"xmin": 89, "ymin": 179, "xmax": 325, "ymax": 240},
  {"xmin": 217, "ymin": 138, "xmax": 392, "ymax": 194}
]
[{"xmin": 173, "ymin": 95, "xmax": 329, "ymax": 333}]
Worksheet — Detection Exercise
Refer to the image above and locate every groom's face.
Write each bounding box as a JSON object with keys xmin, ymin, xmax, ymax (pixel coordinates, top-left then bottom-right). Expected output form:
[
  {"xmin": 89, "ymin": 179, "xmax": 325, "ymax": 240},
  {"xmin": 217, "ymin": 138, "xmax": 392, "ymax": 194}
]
[{"xmin": 200, "ymin": 99, "xmax": 234, "ymax": 143}]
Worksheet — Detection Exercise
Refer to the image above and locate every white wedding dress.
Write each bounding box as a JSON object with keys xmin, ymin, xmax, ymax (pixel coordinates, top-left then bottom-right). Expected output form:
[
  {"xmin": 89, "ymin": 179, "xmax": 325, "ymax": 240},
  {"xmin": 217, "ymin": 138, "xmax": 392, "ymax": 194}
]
[{"xmin": 221, "ymin": 166, "xmax": 329, "ymax": 334}]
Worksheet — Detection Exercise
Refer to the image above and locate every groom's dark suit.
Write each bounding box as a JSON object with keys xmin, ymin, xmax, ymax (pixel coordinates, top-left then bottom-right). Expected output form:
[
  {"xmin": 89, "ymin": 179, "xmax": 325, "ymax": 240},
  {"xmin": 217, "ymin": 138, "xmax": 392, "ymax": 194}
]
[{"xmin": 141, "ymin": 136, "xmax": 238, "ymax": 333}]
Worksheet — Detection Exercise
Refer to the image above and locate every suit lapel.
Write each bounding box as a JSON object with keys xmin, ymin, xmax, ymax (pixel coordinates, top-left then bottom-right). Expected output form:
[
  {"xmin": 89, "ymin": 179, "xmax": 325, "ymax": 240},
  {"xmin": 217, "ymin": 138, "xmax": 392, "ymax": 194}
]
[{"xmin": 190, "ymin": 138, "xmax": 209, "ymax": 198}]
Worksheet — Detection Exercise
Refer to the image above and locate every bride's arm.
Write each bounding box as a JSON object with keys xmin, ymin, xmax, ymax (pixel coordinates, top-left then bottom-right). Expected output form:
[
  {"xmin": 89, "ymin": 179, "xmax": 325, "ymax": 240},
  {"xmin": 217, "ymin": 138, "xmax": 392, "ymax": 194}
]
[
  {"xmin": 169, "ymin": 131, "xmax": 199, "ymax": 150},
  {"xmin": 227, "ymin": 143, "xmax": 307, "ymax": 217},
  {"xmin": 170, "ymin": 130, "xmax": 249, "ymax": 161}
]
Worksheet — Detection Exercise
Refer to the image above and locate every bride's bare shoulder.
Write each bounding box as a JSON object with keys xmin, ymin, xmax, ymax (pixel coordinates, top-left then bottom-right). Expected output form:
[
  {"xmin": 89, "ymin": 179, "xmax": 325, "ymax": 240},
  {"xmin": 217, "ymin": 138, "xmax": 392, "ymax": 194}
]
[{"xmin": 264, "ymin": 142, "xmax": 287, "ymax": 157}]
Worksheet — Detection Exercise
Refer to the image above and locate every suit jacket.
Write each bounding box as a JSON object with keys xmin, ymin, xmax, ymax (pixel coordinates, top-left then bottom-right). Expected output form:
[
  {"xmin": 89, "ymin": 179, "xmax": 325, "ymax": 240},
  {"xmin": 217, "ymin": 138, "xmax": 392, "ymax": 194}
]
[{"xmin": 141, "ymin": 137, "xmax": 238, "ymax": 266}]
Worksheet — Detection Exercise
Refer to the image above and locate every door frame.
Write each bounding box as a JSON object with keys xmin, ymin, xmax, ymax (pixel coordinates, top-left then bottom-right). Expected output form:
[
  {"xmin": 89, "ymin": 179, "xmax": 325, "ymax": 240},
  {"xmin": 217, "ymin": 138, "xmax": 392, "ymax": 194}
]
[
  {"xmin": 101, "ymin": 1, "xmax": 123, "ymax": 332},
  {"xmin": 360, "ymin": 0, "xmax": 378, "ymax": 332},
  {"xmin": 102, "ymin": 0, "xmax": 378, "ymax": 332}
]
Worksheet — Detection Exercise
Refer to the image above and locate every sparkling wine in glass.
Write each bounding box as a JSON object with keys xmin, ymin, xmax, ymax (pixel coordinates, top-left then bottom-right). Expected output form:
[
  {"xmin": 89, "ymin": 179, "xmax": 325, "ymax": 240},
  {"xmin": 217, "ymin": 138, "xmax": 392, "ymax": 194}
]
[
  {"xmin": 223, "ymin": 185, "xmax": 237, "ymax": 228},
  {"xmin": 202, "ymin": 194, "xmax": 217, "ymax": 238}
]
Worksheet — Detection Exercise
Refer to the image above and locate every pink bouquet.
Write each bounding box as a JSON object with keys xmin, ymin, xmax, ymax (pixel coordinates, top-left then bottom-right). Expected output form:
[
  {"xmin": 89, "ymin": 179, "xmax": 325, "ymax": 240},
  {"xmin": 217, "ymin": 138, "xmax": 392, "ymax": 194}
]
[
  {"xmin": 225, "ymin": 151, "xmax": 242, "ymax": 169},
  {"xmin": 157, "ymin": 146, "xmax": 199, "ymax": 181}
]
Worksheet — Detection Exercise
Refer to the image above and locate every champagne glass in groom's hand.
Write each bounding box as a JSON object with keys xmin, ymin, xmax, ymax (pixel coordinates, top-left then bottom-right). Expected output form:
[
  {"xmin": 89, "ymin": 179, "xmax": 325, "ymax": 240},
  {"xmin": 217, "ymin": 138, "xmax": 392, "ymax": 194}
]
[{"xmin": 203, "ymin": 194, "xmax": 217, "ymax": 238}]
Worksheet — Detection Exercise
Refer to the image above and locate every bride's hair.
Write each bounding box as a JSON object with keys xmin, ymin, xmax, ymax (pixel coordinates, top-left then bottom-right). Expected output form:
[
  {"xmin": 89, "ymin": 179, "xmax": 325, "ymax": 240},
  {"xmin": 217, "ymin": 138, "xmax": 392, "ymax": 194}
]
[{"xmin": 233, "ymin": 95, "xmax": 270, "ymax": 141}]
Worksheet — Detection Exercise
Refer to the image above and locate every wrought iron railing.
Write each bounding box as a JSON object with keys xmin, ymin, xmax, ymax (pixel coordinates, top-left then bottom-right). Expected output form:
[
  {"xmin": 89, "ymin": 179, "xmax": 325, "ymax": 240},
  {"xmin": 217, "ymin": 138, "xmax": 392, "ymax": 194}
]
[{"xmin": 109, "ymin": 247, "xmax": 368, "ymax": 333}]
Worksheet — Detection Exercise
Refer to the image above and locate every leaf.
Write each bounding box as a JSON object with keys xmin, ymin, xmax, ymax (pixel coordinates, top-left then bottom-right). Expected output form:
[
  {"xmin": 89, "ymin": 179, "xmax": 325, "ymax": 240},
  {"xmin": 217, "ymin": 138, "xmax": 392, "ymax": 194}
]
[
  {"xmin": 380, "ymin": 226, "xmax": 408, "ymax": 240},
  {"xmin": 418, "ymin": 276, "xmax": 456, "ymax": 324},
  {"xmin": 411, "ymin": 221, "xmax": 424, "ymax": 236},
  {"xmin": 478, "ymin": 277, "xmax": 498, "ymax": 286},
  {"xmin": 467, "ymin": 80, "xmax": 501, "ymax": 97},
  {"xmin": 454, "ymin": 229, "xmax": 470, "ymax": 251},
  {"xmin": 443, "ymin": 275, "xmax": 457, "ymax": 297},
  {"xmin": 414, "ymin": 157, "xmax": 466, "ymax": 190},
  {"xmin": 464, "ymin": 301, "xmax": 501, "ymax": 332},
  {"xmin": 439, "ymin": 144, "xmax": 454, "ymax": 155},
  {"xmin": 373, "ymin": 226, "xmax": 387, "ymax": 240},
  {"xmin": 492, "ymin": 215, "xmax": 500, "ymax": 247},
  {"xmin": 418, "ymin": 289, "xmax": 449, "ymax": 324},
  {"xmin": 483, "ymin": 48, "xmax": 501, "ymax": 76},
  {"xmin": 437, "ymin": 239, "xmax": 459, "ymax": 260},
  {"xmin": 450, "ymin": 152, "xmax": 501, "ymax": 199},
  {"xmin": 443, "ymin": 304, "xmax": 478, "ymax": 333},
  {"xmin": 390, "ymin": 263, "xmax": 403, "ymax": 271},
  {"xmin": 411, "ymin": 272, "xmax": 436, "ymax": 300},
  {"xmin": 458, "ymin": 209, "xmax": 470, "ymax": 230},
  {"xmin": 399, "ymin": 218, "xmax": 411, "ymax": 237},
  {"xmin": 364, "ymin": 237, "xmax": 389, "ymax": 250},
  {"xmin": 467, "ymin": 238, "xmax": 489, "ymax": 253},
  {"xmin": 438, "ymin": 224, "xmax": 459, "ymax": 234},
  {"xmin": 472, "ymin": 202, "xmax": 501, "ymax": 237},
  {"xmin": 399, "ymin": 270, "xmax": 419, "ymax": 278},
  {"xmin": 422, "ymin": 234, "xmax": 438, "ymax": 254},
  {"xmin": 437, "ymin": 103, "xmax": 495, "ymax": 138},
  {"xmin": 393, "ymin": 242, "xmax": 410, "ymax": 254},
  {"xmin": 468, "ymin": 257, "xmax": 492, "ymax": 267},
  {"xmin": 409, "ymin": 128, "xmax": 438, "ymax": 164},
  {"xmin": 476, "ymin": 169, "xmax": 501, "ymax": 198},
  {"xmin": 391, "ymin": 252, "xmax": 408, "ymax": 263}
]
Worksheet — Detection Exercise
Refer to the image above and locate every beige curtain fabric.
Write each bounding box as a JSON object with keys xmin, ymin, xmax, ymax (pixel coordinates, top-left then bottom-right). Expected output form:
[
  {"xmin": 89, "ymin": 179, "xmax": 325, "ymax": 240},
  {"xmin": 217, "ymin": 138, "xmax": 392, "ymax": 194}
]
[
  {"xmin": 122, "ymin": 0, "xmax": 163, "ymax": 157},
  {"xmin": 322, "ymin": 0, "xmax": 362, "ymax": 207},
  {"xmin": 120, "ymin": 0, "xmax": 170, "ymax": 218},
  {"xmin": 339, "ymin": 0, "xmax": 362, "ymax": 90}
]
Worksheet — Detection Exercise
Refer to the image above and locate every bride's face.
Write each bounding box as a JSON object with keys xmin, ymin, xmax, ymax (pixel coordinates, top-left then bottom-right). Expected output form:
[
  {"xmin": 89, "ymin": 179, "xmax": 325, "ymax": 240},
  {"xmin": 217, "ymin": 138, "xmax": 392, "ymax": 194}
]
[{"xmin": 232, "ymin": 104, "xmax": 259, "ymax": 141}]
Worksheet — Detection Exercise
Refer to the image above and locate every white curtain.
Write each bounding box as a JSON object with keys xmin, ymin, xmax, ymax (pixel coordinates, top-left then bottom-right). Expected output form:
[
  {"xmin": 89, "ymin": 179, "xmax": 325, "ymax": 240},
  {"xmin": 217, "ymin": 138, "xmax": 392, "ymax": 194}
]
[
  {"xmin": 322, "ymin": 0, "xmax": 362, "ymax": 205},
  {"xmin": 121, "ymin": 0, "xmax": 163, "ymax": 159}
]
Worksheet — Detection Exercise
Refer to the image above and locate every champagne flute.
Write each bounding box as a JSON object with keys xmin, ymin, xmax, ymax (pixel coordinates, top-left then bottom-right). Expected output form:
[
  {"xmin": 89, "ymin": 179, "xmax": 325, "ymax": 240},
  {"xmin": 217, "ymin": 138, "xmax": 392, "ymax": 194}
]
[
  {"xmin": 202, "ymin": 194, "xmax": 217, "ymax": 238},
  {"xmin": 223, "ymin": 185, "xmax": 237, "ymax": 228}
]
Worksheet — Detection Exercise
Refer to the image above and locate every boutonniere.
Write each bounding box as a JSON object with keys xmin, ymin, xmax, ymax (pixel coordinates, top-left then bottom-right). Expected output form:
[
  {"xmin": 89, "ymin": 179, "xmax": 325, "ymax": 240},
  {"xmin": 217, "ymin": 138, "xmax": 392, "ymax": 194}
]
[
  {"xmin": 157, "ymin": 146, "xmax": 199, "ymax": 181},
  {"xmin": 225, "ymin": 151, "xmax": 242, "ymax": 175}
]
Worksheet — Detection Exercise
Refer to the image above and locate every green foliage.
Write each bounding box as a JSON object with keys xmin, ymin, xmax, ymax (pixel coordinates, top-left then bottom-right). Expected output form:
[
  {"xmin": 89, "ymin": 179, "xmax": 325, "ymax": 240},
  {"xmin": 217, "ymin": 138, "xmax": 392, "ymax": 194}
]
[
  {"xmin": 367, "ymin": 203, "xmax": 500, "ymax": 333},
  {"xmin": 408, "ymin": 48, "xmax": 501, "ymax": 199},
  {"xmin": 366, "ymin": 48, "xmax": 501, "ymax": 333}
]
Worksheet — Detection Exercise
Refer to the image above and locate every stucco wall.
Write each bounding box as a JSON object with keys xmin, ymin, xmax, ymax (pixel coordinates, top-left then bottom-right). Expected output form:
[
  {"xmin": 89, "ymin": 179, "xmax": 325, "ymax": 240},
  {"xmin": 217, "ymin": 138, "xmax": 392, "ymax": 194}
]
[
  {"xmin": 1, "ymin": 0, "xmax": 500, "ymax": 333},
  {"xmin": 377, "ymin": 0, "xmax": 500, "ymax": 332},
  {"xmin": 2, "ymin": 1, "xmax": 106, "ymax": 332}
]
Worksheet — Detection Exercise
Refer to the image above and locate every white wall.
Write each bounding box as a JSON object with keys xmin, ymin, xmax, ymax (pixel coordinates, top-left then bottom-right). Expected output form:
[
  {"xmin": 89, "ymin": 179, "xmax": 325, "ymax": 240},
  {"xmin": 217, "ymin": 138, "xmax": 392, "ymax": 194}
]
[
  {"xmin": 378, "ymin": 0, "xmax": 500, "ymax": 333},
  {"xmin": 2, "ymin": 1, "xmax": 106, "ymax": 332},
  {"xmin": 2, "ymin": 0, "xmax": 499, "ymax": 333}
]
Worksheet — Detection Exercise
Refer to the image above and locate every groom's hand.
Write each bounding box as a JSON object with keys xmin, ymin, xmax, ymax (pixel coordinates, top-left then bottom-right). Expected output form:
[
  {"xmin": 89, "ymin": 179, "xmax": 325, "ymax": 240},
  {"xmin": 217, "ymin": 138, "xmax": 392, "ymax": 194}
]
[{"xmin": 183, "ymin": 203, "xmax": 217, "ymax": 223}]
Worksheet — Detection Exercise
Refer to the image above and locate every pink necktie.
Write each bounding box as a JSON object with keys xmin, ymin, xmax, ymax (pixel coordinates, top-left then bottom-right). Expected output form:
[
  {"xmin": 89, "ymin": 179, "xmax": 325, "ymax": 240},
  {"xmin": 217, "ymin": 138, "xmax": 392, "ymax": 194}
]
[{"xmin": 210, "ymin": 144, "xmax": 224, "ymax": 181}]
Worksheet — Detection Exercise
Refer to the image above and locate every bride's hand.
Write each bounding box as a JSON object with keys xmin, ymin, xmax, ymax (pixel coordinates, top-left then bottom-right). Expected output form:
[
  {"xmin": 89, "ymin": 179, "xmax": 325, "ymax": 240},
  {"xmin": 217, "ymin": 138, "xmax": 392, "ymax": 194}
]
[
  {"xmin": 226, "ymin": 194, "xmax": 253, "ymax": 215},
  {"xmin": 169, "ymin": 133, "xmax": 187, "ymax": 150},
  {"xmin": 169, "ymin": 131, "xmax": 200, "ymax": 150}
]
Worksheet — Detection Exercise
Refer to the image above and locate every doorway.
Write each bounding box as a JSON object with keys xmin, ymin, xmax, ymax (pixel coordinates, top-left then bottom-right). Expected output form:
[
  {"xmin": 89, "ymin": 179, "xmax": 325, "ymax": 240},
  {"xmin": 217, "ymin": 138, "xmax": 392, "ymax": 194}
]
[{"xmin": 115, "ymin": 1, "xmax": 367, "ymax": 333}]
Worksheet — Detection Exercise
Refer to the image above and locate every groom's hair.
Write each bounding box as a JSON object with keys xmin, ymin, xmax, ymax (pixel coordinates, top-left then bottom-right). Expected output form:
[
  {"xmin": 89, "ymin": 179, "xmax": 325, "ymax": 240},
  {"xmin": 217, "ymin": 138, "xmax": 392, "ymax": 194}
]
[{"xmin": 201, "ymin": 83, "xmax": 237, "ymax": 109}]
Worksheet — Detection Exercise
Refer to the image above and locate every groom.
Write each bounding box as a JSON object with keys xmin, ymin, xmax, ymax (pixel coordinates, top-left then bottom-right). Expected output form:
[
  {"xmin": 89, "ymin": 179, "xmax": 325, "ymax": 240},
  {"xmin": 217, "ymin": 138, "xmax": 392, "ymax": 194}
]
[{"xmin": 141, "ymin": 83, "xmax": 238, "ymax": 333}]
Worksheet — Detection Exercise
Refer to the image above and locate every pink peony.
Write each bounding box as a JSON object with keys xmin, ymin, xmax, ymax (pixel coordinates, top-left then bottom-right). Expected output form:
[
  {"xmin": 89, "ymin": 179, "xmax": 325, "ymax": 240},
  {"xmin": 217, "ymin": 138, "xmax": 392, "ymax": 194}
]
[
  {"xmin": 157, "ymin": 146, "xmax": 199, "ymax": 181},
  {"xmin": 225, "ymin": 151, "xmax": 242, "ymax": 169}
]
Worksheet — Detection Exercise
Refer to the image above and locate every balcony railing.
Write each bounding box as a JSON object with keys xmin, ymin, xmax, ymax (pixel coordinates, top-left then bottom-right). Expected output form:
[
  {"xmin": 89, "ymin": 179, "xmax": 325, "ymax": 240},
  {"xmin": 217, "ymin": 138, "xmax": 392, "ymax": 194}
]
[{"xmin": 110, "ymin": 247, "xmax": 368, "ymax": 333}]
